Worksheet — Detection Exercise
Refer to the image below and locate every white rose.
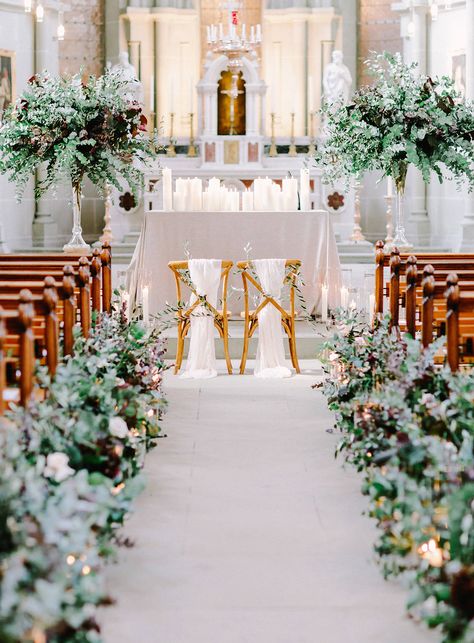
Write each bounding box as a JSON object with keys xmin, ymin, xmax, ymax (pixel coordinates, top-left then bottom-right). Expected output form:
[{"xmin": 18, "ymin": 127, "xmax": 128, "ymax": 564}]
[
  {"xmin": 109, "ymin": 416, "xmax": 129, "ymax": 439},
  {"xmin": 329, "ymin": 352, "xmax": 339, "ymax": 362},
  {"xmin": 43, "ymin": 452, "xmax": 75, "ymax": 483}
]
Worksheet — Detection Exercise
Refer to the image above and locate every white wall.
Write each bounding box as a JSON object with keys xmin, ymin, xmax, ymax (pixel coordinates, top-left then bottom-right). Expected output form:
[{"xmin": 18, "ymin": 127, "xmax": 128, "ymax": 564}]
[{"xmin": 0, "ymin": 1, "xmax": 35, "ymax": 247}]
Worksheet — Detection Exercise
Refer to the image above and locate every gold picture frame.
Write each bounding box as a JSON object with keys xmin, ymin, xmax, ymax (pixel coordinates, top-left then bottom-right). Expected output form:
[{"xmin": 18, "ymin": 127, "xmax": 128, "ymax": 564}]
[{"xmin": 0, "ymin": 49, "xmax": 15, "ymax": 121}]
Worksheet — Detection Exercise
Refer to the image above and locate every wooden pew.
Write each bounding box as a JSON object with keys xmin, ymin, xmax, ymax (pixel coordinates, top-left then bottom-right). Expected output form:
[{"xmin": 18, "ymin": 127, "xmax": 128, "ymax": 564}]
[
  {"xmin": 374, "ymin": 240, "xmax": 474, "ymax": 317},
  {"xmin": 445, "ymin": 274, "xmax": 474, "ymax": 371},
  {"xmin": 0, "ymin": 291, "xmax": 35, "ymax": 409}
]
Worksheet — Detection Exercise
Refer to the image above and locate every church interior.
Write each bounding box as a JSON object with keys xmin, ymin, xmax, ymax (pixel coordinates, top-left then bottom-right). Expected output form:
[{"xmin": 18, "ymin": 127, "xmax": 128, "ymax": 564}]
[{"xmin": 0, "ymin": 3, "xmax": 473, "ymax": 643}]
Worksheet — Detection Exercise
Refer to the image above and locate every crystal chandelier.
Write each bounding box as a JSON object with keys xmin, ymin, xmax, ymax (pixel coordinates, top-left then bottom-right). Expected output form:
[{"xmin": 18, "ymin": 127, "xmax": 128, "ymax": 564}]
[{"xmin": 207, "ymin": 2, "xmax": 261, "ymax": 134}]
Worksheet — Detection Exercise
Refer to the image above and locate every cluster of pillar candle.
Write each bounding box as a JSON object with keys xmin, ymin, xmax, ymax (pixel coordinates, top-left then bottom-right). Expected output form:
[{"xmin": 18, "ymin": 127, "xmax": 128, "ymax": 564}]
[{"xmin": 161, "ymin": 168, "xmax": 312, "ymax": 213}]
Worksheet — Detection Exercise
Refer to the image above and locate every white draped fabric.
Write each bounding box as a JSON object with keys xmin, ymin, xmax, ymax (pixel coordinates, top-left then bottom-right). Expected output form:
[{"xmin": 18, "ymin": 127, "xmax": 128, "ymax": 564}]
[
  {"xmin": 254, "ymin": 259, "xmax": 292, "ymax": 379},
  {"xmin": 181, "ymin": 259, "xmax": 222, "ymax": 380}
]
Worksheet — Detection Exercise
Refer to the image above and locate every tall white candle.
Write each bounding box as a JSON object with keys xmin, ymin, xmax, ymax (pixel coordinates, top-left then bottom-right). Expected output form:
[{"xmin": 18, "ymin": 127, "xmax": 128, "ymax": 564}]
[
  {"xmin": 241, "ymin": 23, "xmax": 246, "ymax": 41},
  {"xmin": 142, "ymin": 286, "xmax": 150, "ymax": 326},
  {"xmin": 256, "ymin": 23, "xmax": 262, "ymax": 41},
  {"xmin": 242, "ymin": 189, "xmax": 254, "ymax": 212},
  {"xmin": 300, "ymin": 168, "xmax": 310, "ymax": 211},
  {"xmin": 321, "ymin": 283, "xmax": 328, "ymax": 322},
  {"xmin": 190, "ymin": 177, "xmax": 202, "ymax": 211},
  {"xmin": 387, "ymin": 176, "xmax": 393, "ymax": 198},
  {"xmin": 162, "ymin": 167, "xmax": 173, "ymax": 211}
]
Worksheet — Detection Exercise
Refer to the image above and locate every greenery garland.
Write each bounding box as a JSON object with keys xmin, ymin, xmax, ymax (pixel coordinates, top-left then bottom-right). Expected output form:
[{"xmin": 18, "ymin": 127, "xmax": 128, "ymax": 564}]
[
  {"xmin": 0, "ymin": 307, "xmax": 168, "ymax": 642},
  {"xmin": 318, "ymin": 315, "xmax": 473, "ymax": 643}
]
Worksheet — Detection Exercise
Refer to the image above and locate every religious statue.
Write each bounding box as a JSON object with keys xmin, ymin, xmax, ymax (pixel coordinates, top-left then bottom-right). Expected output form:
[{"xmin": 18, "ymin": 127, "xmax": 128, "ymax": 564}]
[
  {"xmin": 323, "ymin": 50, "xmax": 352, "ymax": 106},
  {"xmin": 111, "ymin": 51, "xmax": 144, "ymax": 105}
]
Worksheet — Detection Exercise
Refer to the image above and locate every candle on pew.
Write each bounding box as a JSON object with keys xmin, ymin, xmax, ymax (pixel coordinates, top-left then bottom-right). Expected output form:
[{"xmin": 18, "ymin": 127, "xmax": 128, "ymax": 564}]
[
  {"xmin": 340, "ymin": 285, "xmax": 349, "ymax": 309},
  {"xmin": 142, "ymin": 286, "xmax": 150, "ymax": 326},
  {"xmin": 369, "ymin": 293, "xmax": 375, "ymax": 324},
  {"xmin": 321, "ymin": 283, "xmax": 328, "ymax": 322},
  {"xmin": 162, "ymin": 167, "xmax": 173, "ymax": 211},
  {"xmin": 122, "ymin": 291, "xmax": 130, "ymax": 321},
  {"xmin": 386, "ymin": 176, "xmax": 393, "ymax": 198}
]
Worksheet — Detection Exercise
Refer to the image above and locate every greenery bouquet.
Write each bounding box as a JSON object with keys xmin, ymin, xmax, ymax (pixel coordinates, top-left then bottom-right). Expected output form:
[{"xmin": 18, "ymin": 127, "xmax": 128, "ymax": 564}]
[
  {"xmin": 318, "ymin": 52, "xmax": 474, "ymax": 248},
  {"xmin": 0, "ymin": 70, "xmax": 157, "ymax": 252}
]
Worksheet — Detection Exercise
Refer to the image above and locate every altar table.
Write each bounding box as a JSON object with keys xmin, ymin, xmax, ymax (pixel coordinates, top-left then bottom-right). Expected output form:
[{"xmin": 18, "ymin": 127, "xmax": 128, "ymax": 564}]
[{"xmin": 126, "ymin": 210, "xmax": 342, "ymax": 316}]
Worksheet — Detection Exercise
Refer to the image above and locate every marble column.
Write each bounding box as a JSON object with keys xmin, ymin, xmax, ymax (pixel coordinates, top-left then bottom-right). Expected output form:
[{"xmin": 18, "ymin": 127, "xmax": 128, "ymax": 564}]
[
  {"xmin": 32, "ymin": 7, "xmax": 59, "ymax": 247},
  {"xmin": 404, "ymin": 3, "xmax": 430, "ymax": 247},
  {"xmin": 460, "ymin": 0, "xmax": 474, "ymax": 250}
]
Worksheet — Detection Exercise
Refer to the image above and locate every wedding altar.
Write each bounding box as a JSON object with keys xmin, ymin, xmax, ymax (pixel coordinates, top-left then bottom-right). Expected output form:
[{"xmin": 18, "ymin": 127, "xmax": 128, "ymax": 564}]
[{"xmin": 126, "ymin": 209, "xmax": 341, "ymax": 317}]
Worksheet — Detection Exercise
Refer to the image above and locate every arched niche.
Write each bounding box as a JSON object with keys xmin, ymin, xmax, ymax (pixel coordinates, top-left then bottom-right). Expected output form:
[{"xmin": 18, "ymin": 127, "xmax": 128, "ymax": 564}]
[
  {"xmin": 218, "ymin": 70, "xmax": 246, "ymax": 135},
  {"xmin": 197, "ymin": 54, "xmax": 266, "ymax": 138}
]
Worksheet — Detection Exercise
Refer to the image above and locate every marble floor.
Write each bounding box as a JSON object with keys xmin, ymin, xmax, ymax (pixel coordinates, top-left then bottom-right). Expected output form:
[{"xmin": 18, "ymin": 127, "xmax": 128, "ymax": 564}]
[{"xmin": 100, "ymin": 361, "xmax": 435, "ymax": 643}]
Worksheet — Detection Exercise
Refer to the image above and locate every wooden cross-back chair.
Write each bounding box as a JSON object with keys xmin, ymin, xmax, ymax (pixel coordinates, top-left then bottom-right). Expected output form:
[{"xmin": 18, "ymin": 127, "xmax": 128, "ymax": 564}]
[
  {"xmin": 168, "ymin": 260, "xmax": 233, "ymax": 375},
  {"xmin": 237, "ymin": 259, "xmax": 301, "ymax": 375}
]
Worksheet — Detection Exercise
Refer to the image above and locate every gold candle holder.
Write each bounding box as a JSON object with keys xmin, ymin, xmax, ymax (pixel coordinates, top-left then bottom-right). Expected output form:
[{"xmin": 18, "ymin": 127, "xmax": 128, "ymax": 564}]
[
  {"xmin": 269, "ymin": 112, "xmax": 278, "ymax": 157},
  {"xmin": 308, "ymin": 110, "xmax": 316, "ymax": 156},
  {"xmin": 167, "ymin": 112, "xmax": 176, "ymax": 157},
  {"xmin": 288, "ymin": 112, "xmax": 297, "ymax": 157},
  {"xmin": 187, "ymin": 112, "xmax": 197, "ymax": 157}
]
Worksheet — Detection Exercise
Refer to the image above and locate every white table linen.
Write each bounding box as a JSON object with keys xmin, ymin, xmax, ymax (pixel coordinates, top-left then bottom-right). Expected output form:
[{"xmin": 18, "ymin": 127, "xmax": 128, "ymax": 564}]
[
  {"xmin": 253, "ymin": 259, "xmax": 292, "ymax": 379},
  {"xmin": 126, "ymin": 210, "xmax": 341, "ymax": 317}
]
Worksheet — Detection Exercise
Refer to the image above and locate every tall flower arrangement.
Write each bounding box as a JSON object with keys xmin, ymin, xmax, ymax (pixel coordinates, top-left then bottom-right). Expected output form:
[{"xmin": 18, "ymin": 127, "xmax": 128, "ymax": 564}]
[
  {"xmin": 318, "ymin": 52, "xmax": 474, "ymax": 247},
  {"xmin": 0, "ymin": 70, "xmax": 158, "ymax": 252}
]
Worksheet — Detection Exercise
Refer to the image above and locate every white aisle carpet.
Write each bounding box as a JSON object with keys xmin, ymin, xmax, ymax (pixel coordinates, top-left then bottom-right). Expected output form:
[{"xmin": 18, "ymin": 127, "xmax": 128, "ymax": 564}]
[{"xmin": 100, "ymin": 361, "xmax": 435, "ymax": 643}]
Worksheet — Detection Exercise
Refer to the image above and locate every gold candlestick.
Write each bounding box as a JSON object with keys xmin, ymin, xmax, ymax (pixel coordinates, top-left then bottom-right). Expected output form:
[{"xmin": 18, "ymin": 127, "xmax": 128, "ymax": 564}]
[
  {"xmin": 308, "ymin": 110, "xmax": 316, "ymax": 156},
  {"xmin": 350, "ymin": 178, "xmax": 368, "ymax": 243},
  {"xmin": 167, "ymin": 112, "xmax": 176, "ymax": 157},
  {"xmin": 288, "ymin": 112, "xmax": 297, "ymax": 157},
  {"xmin": 269, "ymin": 112, "xmax": 278, "ymax": 157},
  {"xmin": 187, "ymin": 112, "xmax": 197, "ymax": 157}
]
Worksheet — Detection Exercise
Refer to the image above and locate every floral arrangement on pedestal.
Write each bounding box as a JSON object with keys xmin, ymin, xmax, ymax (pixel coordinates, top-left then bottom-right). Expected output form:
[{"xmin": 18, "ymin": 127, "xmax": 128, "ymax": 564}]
[
  {"xmin": 0, "ymin": 71, "xmax": 158, "ymax": 252},
  {"xmin": 0, "ymin": 306, "xmax": 168, "ymax": 642},
  {"xmin": 319, "ymin": 314, "xmax": 474, "ymax": 643},
  {"xmin": 318, "ymin": 52, "xmax": 474, "ymax": 248}
]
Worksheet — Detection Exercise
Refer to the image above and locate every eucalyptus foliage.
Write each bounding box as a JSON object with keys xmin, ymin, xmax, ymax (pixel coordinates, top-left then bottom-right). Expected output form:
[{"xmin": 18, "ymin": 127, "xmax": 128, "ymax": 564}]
[
  {"xmin": 0, "ymin": 309, "xmax": 168, "ymax": 642},
  {"xmin": 0, "ymin": 71, "xmax": 158, "ymax": 199},
  {"xmin": 319, "ymin": 315, "xmax": 474, "ymax": 642},
  {"xmin": 318, "ymin": 52, "xmax": 474, "ymax": 192}
]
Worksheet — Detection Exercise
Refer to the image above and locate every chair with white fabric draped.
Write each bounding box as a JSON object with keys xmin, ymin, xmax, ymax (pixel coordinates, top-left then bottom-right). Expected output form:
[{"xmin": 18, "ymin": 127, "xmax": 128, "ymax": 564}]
[
  {"xmin": 238, "ymin": 259, "xmax": 301, "ymax": 377},
  {"xmin": 168, "ymin": 259, "xmax": 233, "ymax": 377}
]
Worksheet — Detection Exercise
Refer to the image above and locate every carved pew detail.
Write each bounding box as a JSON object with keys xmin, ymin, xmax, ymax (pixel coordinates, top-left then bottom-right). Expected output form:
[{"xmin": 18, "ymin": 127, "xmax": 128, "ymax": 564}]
[
  {"xmin": 101, "ymin": 241, "xmax": 112, "ymax": 314},
  {"xmin": 77, "ymin": 257, "xmax": 91, "ymax": 338},
  {"xmin": 421, "ymin": 265, "xmax": 435, "ymax": 349}
]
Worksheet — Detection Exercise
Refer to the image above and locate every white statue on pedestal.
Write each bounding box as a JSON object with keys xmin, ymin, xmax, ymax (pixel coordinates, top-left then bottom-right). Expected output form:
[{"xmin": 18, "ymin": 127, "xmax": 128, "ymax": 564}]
[
  {"xmin": 323, "ymin": 50, "xmax": 352, "ymax": 106},
  {"xmin": 111, "ymin": 51, "xmax": 144, "ymax": 105}
]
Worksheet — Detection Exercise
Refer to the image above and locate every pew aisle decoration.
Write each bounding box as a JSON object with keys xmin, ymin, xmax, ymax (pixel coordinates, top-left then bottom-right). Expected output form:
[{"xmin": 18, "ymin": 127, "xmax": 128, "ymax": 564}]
[
  {"xmin": 319, "ymin": 52, "xmax": 474, "ymax": 248},
  {"xmin": 319, "ymin": 314, "xmax": 474, "ymax": 643},
  {"xmin": 0, "ymin": 70, "xmax": 157, "ymax": 252},
  {"xmin": 0, "ymin": 309, "xmax": 168, "ymax": 642}
]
